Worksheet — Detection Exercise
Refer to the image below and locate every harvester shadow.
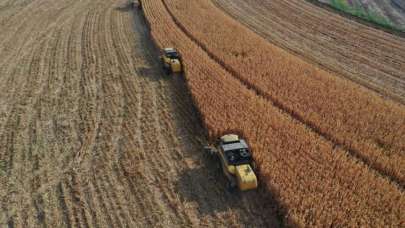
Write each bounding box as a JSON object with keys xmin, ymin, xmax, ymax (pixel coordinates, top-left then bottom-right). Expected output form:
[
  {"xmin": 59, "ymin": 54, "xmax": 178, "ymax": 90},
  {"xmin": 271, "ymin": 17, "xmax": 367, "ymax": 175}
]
[
  {"xmin": 114, "ymin": 1, "xmax": 136, "ymax": 12},
  {"xmin": 115, "ymin": 1, "xmax": 174, "ymax": 82},
  {"xmin": 134, "ymin": 66, "xmax": 156, "ymax": 78},
  {"xmin": 174, "ymin": 153, "xmax": 287, "ymax": 227},
  {"xmin": 118, "ymin": 4, "xmax": 290, "ymax": 227}
]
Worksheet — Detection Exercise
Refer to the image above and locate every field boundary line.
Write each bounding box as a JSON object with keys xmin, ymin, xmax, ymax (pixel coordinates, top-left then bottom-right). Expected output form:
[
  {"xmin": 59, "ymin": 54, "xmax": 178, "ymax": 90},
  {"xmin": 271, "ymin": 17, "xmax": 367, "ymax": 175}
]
[
  {"xmin": 305, "ymin": 0, "xmax": 405, "ymax": 36},
  {"xmin": 160, "ymin": 0, "xmax": 404, "ymax": 189},
  {"xmin": 211, "ymin": 0, "xmax": 405, "ymax": 105}
]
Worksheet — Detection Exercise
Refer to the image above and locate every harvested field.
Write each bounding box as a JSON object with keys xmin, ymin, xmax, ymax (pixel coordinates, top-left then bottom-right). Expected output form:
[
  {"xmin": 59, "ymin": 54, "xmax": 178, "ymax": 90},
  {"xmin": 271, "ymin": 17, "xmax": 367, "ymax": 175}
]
[
  {"xmin": 1, "ymin": 0, "xmax": 404, "ymax": 227},
  {"xmin": 0, "ymin": 0, "xmax": 282, "ymax": 227},
  {"xmin": 213, "ymin": 0, "xmax": 405, "ymax": 103},
  {"xmin": 142, "ymin": 0, "xmax": 404, "ymax": 226}
]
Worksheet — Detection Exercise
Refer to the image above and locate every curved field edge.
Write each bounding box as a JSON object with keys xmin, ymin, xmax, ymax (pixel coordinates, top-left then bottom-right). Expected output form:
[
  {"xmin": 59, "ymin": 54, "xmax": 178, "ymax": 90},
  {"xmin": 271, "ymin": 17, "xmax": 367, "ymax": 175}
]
[
  {"xmin": 213, "ymin": 0, "xmax": 405, "ymax": 106},
  {"xmin": 308, "ymin": 0, "xmax": 405, "ymax": 33},
  {"xmin": 140, "ymin": 0, "xmax": 405, "ymax": 226},
  {"xmin": 164, "ymin": 0, "xmax": 405, "ymax": 187}
]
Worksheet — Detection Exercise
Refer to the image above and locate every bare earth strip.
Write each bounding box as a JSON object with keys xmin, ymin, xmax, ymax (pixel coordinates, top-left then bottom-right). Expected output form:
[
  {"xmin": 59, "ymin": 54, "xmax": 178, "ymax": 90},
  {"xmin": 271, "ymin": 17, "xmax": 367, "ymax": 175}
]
[
  {"xmin": 0, "ymin": 0, "xmax": 281, "ymax": 227},
  {"xmin": 213, "ymin": 0, "xmax": 405, "ymax": 103}
]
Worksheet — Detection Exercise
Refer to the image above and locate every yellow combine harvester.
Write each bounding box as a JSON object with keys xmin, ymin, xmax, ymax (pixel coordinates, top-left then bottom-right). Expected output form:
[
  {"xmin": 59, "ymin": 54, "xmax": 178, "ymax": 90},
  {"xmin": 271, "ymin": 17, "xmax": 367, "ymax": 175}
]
[
  {"xmin": 206, "ymin": 134, "xmax": 258, "ymax": 191},
  {"xmin": 161, "ymin": 48, "xmax": 182, "ymax": 75}
]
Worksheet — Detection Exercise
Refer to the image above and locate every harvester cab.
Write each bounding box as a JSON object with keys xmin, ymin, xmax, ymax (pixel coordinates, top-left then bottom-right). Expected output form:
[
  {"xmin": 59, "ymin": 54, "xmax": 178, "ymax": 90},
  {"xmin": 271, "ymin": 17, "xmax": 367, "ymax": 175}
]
[
  {"xmin": 206, "ymin": 134, "xmax": 258, "ymax": 191},
  {"xmin": 161, "ymin": 48, "xmax": 182, "ymax": 75}
]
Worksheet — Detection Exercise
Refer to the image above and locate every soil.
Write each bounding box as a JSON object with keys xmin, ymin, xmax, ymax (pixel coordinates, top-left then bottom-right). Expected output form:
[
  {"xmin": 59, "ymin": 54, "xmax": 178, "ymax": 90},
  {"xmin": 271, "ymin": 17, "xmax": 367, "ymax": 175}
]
[{"xmin": 0, "ymin": 0, "xmax": 281, "ymax": 227}]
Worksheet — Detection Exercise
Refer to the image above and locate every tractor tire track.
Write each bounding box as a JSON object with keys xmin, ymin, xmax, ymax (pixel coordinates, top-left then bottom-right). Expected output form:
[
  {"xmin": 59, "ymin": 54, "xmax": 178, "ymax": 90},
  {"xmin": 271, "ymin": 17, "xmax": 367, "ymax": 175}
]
[{"xmin": 0, "ymin": 0, "xmax": 283, "ymax": 227}]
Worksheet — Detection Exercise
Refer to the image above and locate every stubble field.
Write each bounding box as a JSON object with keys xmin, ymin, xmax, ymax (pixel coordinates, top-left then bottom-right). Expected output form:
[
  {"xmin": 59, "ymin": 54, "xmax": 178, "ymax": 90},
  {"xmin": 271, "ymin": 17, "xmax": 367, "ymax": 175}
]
[
  {"xmin": 0, "ymin": 0, "xmax": 281, "ymax": 227},
  {"xmin": 1, "ymin": 0, "xmax": 404, "ymax": 227}
]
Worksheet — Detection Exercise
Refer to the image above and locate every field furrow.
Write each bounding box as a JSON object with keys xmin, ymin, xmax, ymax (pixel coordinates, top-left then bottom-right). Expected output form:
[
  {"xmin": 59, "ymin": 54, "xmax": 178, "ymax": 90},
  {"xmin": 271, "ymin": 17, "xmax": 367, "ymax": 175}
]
[
  {"xmin": 2, "ymin": 0, "xmax": 404, "ymax": 227},
  {"xmin": 163, "ymin": 0, "xmax": 405, "ymax": 187},
  {"xmin": 141, "ymin": 0, "xmax": 404, "ymax": 226},
  {"xmin": 214, "ymin": 0, "xmax": 405, "ymax": 102},
  {"xmin": 0, "ymin": 0, "xmax": 288, "ymax": 227}
]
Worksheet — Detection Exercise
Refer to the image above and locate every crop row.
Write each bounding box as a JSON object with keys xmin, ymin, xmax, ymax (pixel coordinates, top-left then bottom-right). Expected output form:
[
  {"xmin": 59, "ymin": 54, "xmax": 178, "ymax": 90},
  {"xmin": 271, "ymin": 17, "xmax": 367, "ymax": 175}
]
[
  {"xmin": 140, "ymin": 0, "xmax": 404, "ymax": 226},
  {"xmin": 162, "ymin": 0, "xmax": 405, "ymax": 186}
]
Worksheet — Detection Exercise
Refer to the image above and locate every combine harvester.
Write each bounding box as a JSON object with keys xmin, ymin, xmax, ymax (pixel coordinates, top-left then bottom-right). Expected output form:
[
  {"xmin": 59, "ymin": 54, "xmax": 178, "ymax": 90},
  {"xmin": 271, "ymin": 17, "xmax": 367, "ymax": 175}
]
[
  {"xmin": 206, "ymin": 134, "xmax": 258, "ymax": 191},
  {"xmin": 160, "ymin": 48, "xmax": 183, "ymax": 75}
]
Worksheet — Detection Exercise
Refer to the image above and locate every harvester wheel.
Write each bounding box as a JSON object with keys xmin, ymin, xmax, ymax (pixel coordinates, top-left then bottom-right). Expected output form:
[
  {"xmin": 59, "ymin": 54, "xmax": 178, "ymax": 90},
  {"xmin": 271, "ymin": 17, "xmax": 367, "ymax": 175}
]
[
  {"xmin": 162, "ymin": 63, "xmax": 171, "ymax": 75},
  {"xmin": 227, "ymin": 179, "xmax": 237, "ymax": 192},
  {"xmin": 204, "ymin": 146, "xmax": 217, "ymax": 163}
]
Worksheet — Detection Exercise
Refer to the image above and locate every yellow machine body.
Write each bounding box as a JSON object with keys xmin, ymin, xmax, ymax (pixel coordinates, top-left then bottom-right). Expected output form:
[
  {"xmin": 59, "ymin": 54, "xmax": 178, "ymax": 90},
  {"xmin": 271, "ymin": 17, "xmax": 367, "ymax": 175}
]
[
  {"xmin": 235, "ymin": 164, "xmax": 258, "ymax": 191},
  {"xmin": 215, "ymin": 134, "xmax": 258, "ymax": 191},
  {"xmin": 219, "ymin": 153, "xmax": 258, "ymax": 191},
  {"xmin": 161, "ymin": 48, "xmax": 182, "ymax": 74},
  {"xmin": 162, "ymin": 56, "xmax": 182, "ymax": 73}
]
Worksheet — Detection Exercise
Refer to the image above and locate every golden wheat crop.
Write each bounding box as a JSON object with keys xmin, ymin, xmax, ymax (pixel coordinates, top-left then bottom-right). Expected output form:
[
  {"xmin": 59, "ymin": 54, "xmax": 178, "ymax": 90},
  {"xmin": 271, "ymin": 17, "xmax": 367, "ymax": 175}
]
[
  {"xmin": 164, "ymin": 0, "xmax": 405, "ymax": 186},
  {"xmin": 141, "ymin": 0, "xmax": 405, "ymax": 226}
]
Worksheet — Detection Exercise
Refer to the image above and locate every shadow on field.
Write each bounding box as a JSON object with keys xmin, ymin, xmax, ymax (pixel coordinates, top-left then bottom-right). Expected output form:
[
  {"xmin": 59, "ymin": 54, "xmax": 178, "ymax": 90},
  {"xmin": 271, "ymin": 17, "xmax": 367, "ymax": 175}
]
[
  {"xmin": 174, "ymin": 151, "xmax": 288, "ymax": 227},
  {"xmin": 115, "ymin": 1, "xmax": 136, "ymax": 12},
  {"xmin": 115, "ymin": 0, "xmax": 175, "ymax": 83},
  {"xmin": 115, "ymin": 3, "xmax": 292, "ymax": 227},
  {"xmin": 134, "ymin": 66, "xmax": 157, "ymax": 78}
]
